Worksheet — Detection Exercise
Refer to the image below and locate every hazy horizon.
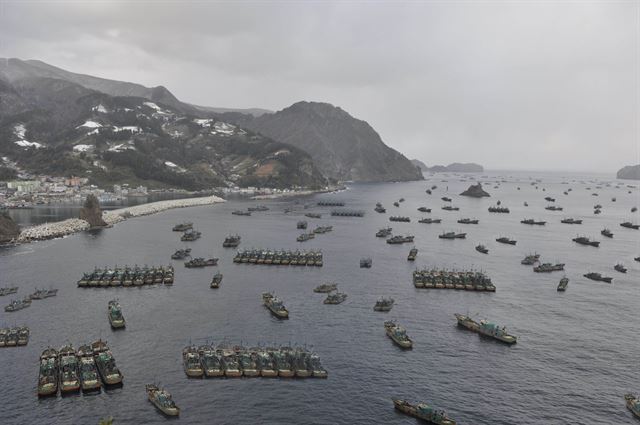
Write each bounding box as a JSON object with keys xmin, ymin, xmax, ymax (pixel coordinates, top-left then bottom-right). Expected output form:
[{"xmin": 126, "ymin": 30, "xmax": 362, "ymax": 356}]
[{"xmin": 1, "ymin": 1, "xmax": 638, "ymax": 173}]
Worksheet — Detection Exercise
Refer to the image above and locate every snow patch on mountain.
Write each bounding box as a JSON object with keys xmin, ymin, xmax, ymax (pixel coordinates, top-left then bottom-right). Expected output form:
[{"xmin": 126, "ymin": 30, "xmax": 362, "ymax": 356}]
[
  {"xmin": 77, "ymin": 120, "xmax": 102, "ymax": 129},
  {"xmin": 73, "ymin": 144, "xmax": 93, "ymax": 152},
  {"xmin": 92, "ymin": 104, "xmax": 108, "ymax": 113}
]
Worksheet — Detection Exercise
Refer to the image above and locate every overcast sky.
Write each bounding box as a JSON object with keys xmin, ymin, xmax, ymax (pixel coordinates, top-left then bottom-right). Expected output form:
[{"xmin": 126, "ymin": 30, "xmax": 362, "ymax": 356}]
[{"xmin": 0, "ymin": 1, "xmax": 638, "ymax": 172}]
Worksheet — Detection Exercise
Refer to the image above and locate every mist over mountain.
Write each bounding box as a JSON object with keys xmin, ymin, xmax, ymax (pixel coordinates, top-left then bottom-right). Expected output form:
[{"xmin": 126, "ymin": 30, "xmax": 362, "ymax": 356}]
[{"xmin": 224, "ymin": 101, "xmax": 424, "ymax": 182}]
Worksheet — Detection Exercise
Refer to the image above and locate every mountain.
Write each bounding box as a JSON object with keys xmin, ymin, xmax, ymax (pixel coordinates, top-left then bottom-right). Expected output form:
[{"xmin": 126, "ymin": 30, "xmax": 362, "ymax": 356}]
[
  {"xmin": 617, "ymin": 164, "xmax": 640, "ymax": 180},
  {"xmin": 423, "ymin": 162, "xmax": 484, "ymax": 173},
  {"xmin": 223, "ymin": 101, "xmax": 424, "ymax": 182},
  {"xmin": 0, "ymin": 58, "xmax": 197, "ymax": 114},
  {"xmin": 411, "ymin": 159, "xmax": 428, "ymax": 172},
  {"xmin": 0, "ymin": 64, "xmax": 327, "ymax": 190}
]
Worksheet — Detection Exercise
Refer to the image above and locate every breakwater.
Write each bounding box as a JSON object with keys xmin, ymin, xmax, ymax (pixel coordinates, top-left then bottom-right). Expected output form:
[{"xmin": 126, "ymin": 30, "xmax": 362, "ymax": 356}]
[{"xmin": 16, "ymin": 195, "xmax": 224, "ymax": 243}]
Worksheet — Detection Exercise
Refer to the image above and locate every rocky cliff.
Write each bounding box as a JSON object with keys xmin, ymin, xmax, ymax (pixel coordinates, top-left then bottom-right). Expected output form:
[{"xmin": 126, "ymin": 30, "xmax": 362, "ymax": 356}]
[
  {"xmin": 79, "ymin": 194, "xmax": 108, "ymax": 227},
  {"xmin": 617, "ymin": 164, "xmax": 640, "ymax": 180},
  {"xmin": 226, "ymin": 101, "xmax": 424, "ymax": 182}
]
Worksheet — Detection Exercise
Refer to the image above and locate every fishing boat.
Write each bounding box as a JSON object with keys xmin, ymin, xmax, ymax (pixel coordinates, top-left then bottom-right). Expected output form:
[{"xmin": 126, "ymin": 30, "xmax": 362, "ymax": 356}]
[
  {"xmin": 314, "ymin": 283, "xmax": 338, "ymax": 293},
  {"xmin": 533, "ymin": 263, "xmax": 565, "ymax": 273},
  {"xmin": 557, "ymin": 277, "xmax": 569, "ymax": 291},
  {"xmin": 520, "ymin": 218, "xmax": 546, "ymax": 225},
  {"xmin": 262, "ymin": 292, "xmax": 289, "ymax": 319},
  {"xmin": 620, "ymin": 222, "xmax": 640, "ymax": 230},
  {"xmin": 572, "ymin": 236, "xmax": 599, "ymax": 247},
  {"xmin": 418, "ymin": 218, "xmax": 442, "ymax": 224},
  {"xmin": 384, "ymin": 321, "xmax": 413, "ymax": 349},
  {"xmin": 373, "ymin": 297, "xmax": 394, "ymax": 312},
  {"xmin": 239, "ymin": 350, "xmax": 259, "ymax": 377},
  {"xmin": 601, "ymin": 228, "xmax": 613, "ymax": 238},
  {"xmin": 184, "ymin": 257, "xmax": 218, "ymax": 268},
  {"xmin": 221, "ymin": 350, "xmax": 242, "ymax": 377},
  {"xmin": 457, "ymin": 218, "xmax": 479, "ymax": 224},
  {"xmin": 77, "ymin": 344, "xmax": 101, "ymax": 392},
  {"xmin": 4, "ymin": 297, "xmax": 31, "ymax": 312},
  {"xmin": 210, "ymin": 272, "xmax": 223, "ymax": 288},
  {"xmin": 38, "ymin": 347, "xmax": 59, "ymax": 397},
  {"xmin": 93, "ymin": 340, "xmax": 124, "ymax": 385},
  {"xmin": 199, "ymin": 346, "xmax": 224, "ymax": 377},
  {"xmin": 392, "ymin": 399, "xmax": 456, "ymax": 425},
  {"xmin": 360, "ymin": 258, "xmax": 372, "ymax": 268},
  {"xmin": 108, "ymin": 300, "xmax": 125, "ymax": 329},
  {"xmin": 0, "ymin": 286, "xmax": 18, "ymax": 296},
  {"xmin": 584, "ymin": 272, "xmax": 613, "ymax": 283},
  {"xmin": 58, "ymin": 345, "xmax": 81, "ymax": 393},
  {"xmin": 521, "ymin": 253, "xmax": 540, "ymax": 265},
  {"xmin": 172, "ymin": 222, "xmax": 192, "ymax": 232},
  {"xmin": 455, "ymin": 313, "xmax": 517, "ymax": 344},
  {"xmin": 496, "ymin": 237, "xmax": 516, "ymax": 245},
  {"xmin": 29, "ymin": 288, "xmax": 58, "ymax": 299},
  {"xmin": 171, "ymin": 248, "xmax": 191, "ymax": 260},
  {"xmin": 17, "ymin": 326, "xmax": 29, "ymax": 346},
  {"xmin": 387, "ymin": 235, "xmax": 415, "ymax": 244},
  {"xmin": 439, "ymin": 232, "xmax": 466, "ymax": 239},
  {"xmin": 614, "ymin": 263, "xmax": 627, "ymax": 273},
  {"xmin": 624, "ymin": 394, "xmax": 640, "ymax": 419},
  {"xmin": 561, "ymin": 218, "xmax": 583, "ymax": 224},
  {"xmin": 222, "ymin": 234, "xmax": 241, "ymax": 248},
  {"xmin": 182, "ymin": 345, "xmax": 204, "ymax": 377},
  {"xmin": 407, "ymin": 248, "xmax": 418, "ymax": 261},
  {"xmin": 475, "ymin": 244, "xmax": 488, "ymax": 254},
  {"xmin": 417, "ymin": 207, "xmax": 431, "ymax": 212},
  {"xmin": 323, "ymin": 292, "xmax": 347, "ymax": 304},
  {"xmin": 146, "ymin": 384, "xmax": 180, "ymax": 416},
  {"xmin": 257, "ymin": 351, "xmax": 277, "ymax": 377}
]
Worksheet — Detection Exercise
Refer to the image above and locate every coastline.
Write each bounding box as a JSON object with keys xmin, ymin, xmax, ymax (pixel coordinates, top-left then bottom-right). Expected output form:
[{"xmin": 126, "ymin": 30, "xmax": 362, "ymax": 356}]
[
  {"xmin": 250, "ymin": 185, "xmax": 347, "ymax": 200},
  {"xmin": 14, "ymin": 195, "xmax": 225, "ymax": 244}
]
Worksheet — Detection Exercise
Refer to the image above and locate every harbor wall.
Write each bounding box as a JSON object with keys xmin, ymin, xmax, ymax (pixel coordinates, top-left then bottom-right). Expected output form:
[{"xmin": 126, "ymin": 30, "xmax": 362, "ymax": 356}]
[{"xmin": 16, "ymin": 195, "xmax": 225, "ymax": 243}]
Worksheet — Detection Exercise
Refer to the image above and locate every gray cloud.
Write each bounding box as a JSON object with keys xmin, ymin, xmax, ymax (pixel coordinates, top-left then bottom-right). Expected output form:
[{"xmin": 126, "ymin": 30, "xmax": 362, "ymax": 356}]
[{"xmin": 0, "ymin": 0, "xmax": 637, "ymax": 172}]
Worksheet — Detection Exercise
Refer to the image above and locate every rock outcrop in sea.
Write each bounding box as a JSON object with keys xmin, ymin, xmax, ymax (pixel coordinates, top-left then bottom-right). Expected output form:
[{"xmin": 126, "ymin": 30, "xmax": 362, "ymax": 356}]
[
  {"xmin": 0, "ymin": 210, "xmax": 21, "ymax": 243},
  {"xmin": 460, "ymin": 183, "xmax": 490, "ymax": 198},
  {"xmin": 617, "ymin": 164, "xmax": 640, "ymax": 180},
  {"xmin": 79, "ymin": 194, "xmax": 108, "ymax": 227}
]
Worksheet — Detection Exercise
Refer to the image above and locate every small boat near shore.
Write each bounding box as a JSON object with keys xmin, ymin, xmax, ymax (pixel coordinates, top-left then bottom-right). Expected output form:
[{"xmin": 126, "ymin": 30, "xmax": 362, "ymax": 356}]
[{"xmin": 146, "ymin": 384, "xmax": 180, "ymax": 416}]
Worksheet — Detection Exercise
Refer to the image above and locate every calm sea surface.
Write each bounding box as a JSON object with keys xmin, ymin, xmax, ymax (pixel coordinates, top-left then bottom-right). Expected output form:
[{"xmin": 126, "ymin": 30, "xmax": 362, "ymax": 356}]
[{"xmin": 1, "ymin": 171, "xmax": 639, "ymax": 425}]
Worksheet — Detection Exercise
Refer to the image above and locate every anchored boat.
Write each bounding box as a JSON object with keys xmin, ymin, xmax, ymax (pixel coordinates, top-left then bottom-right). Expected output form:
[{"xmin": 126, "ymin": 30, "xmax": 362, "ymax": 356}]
[
  {"xmin": 392, "ymin": 399, "xmax": 456, "ymax": 425},
  {"xmin": 625, "ymin": 394, "xmax": 640, "ymax": 419},
  {"xmin": 93, "ymin": 339, "xmax": 124, "ymax": 385},
  {"xmin": 323, "ymin": 292, "xmax": 347, "ymax": 304},
  {"xmin": 262, "ymin": 292, "xmax": 289, "ymax": 319},
  {"xmin": 182, "ymin": 346, "xmax": 204, "ymax": 378},
  {"xmin": 557, "ymin": 277, "xmax": 569, "ymax": 292},
  {"xmin": 38, "ymin": 347, "xmax": 59, "ymax": 397},
  {"xmin": 210, "ymin": 272, "xmax": 223, "ymax": 288},
  {"xmin": 77, "ymin": 344, "xmax": 101, "ymax": 392},
  {"xmin": 146, "ymin": 384, "xmax": 180, "ymax": 416},
  {"xmin": 314, "ymin": 283, "xmax": 338, "ymax": 293},
  {"xmin": 455, "ymin": 313, "xmax": 517, "ymax": 344},
  {"xmin": 59, "ymin": 345, "xmax": 81, "ymax": 393},
  {"xmin": 374, "ymin": 297, "xmax": 394, "ymax": 312},
  {"xmin": 384, "ymin": 321, "xmax": 413, "ymax": 349},
  {"xmin": 108, "ymin": 300, "xmax": 125, "ymax": 329}
]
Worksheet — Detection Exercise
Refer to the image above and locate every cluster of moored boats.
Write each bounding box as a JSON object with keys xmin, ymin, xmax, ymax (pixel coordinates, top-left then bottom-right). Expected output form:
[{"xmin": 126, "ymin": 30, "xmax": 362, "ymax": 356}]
[
  {"xmin": 297, "ymin": 225, "xmax": 333, "ymax": 242},
  {"xmin": 0, "ymin": 326, "xmax": 29, "ymax": 346},
  {"xmin": 182, "ymin": 344, "xmax": 327, "ymax": 378},
  {"xmin": 77, "ymin": 265, "xmax": 174, "ymax": 287},
  {"xmin": 38, "ymin": 340, "xmax": 123, "ymax": 397},
  {"xmin": 4, "ymin": 287, "xmax": 58, "ymax": 312},
  {"xmin": 412, "ymin": 269, "xmax": 496, "ymax": 291},
  {"xmin": 233, "ymin": 249, "xmax": 323, "ymax": 266}
]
